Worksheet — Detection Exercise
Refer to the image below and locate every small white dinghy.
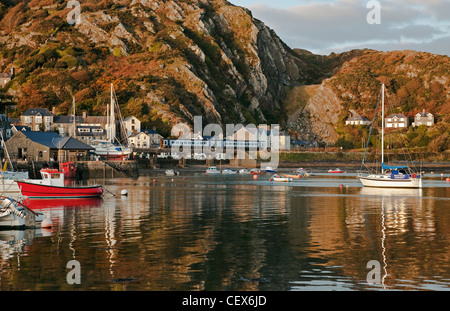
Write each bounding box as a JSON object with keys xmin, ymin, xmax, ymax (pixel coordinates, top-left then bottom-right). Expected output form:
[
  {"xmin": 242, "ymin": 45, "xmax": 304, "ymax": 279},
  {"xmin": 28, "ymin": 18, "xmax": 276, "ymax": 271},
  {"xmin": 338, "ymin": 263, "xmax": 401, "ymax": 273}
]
[
  {"xmin": 0, "ymin": 196, "xmax": 43, "ymax": 229},
  {"xmin": 269, "ymin": 174, "xmax": 293, "ymax": 182}
]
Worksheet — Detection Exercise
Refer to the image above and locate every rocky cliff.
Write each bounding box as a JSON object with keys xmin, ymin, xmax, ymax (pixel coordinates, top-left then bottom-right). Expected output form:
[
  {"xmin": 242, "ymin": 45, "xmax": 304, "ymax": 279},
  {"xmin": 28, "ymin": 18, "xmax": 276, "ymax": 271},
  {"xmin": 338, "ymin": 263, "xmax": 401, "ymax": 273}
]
[{"xmin": 0, "ymin": 0, "xmax": 313, "ymax": 134}]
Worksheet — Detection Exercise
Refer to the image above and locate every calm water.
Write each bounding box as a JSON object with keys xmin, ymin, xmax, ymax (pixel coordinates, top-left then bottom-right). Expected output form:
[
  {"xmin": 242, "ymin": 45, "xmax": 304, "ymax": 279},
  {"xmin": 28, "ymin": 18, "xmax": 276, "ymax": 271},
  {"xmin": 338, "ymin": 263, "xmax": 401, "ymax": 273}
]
[{"xmin": 1, "ymin": 172, "xmax": 449, "ymax": 291}]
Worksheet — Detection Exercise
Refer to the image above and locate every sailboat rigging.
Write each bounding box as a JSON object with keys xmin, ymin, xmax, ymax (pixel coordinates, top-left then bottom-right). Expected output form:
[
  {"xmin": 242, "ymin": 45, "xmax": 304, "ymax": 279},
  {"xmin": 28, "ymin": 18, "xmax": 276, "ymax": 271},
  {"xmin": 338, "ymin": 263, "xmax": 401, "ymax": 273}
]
[
  {"xmin": 358, "ymin": 83, "xmax": 423, "ymax": 188},
  {"xmin": 91, "ymin": 84, "xmax": 132, "ymax": 161}
]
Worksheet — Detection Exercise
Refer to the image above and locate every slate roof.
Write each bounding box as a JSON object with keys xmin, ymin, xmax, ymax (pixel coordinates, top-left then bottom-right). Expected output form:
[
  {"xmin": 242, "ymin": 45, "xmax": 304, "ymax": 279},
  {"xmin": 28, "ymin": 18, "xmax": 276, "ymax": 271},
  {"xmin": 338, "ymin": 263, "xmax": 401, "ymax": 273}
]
[
  {"xmin": 22, "ymin": 108, "xmax": 53, "ymax": 117},
  {"xmin": 347, "ymin": 115, "xmax": 369, "ymax": 121},
  {"xmin": 53, "ymin": 115, "xmax": 84, "ymax": 124},
  {"xmin": 53, "ymin": 137, "xmax": 94, "ymax": 150},
  {"xmin": 386, "ymin": 114, "xmax": 407, "ymax": 118},
  {"xmin": 21, "ymin": 131, "xmax": 93, "ymax": 150}
]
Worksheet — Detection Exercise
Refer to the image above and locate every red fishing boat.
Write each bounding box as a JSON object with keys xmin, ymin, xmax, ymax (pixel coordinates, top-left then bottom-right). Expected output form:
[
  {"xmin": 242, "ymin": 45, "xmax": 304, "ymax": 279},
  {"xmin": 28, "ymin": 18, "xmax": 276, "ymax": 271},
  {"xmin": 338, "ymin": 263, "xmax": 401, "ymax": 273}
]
[{"xmin": 17, "ymin": 169, "xmax": 103, "ymax": 199}]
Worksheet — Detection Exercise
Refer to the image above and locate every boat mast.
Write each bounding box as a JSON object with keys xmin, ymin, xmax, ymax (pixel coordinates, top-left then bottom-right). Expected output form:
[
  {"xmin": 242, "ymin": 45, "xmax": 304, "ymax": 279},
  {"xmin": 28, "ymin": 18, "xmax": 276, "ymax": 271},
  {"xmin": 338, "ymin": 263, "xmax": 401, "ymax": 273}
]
[
  {"xmin": 72, "ymin": 96, "xmax": 76, "ymax": 138},
  {"xmin": 381, "ymin": 83, "xmax": 385, "ymax": 174},
  {"xmin": 110, "ymin": 83, "xmax": 115, "ymax": 144}
]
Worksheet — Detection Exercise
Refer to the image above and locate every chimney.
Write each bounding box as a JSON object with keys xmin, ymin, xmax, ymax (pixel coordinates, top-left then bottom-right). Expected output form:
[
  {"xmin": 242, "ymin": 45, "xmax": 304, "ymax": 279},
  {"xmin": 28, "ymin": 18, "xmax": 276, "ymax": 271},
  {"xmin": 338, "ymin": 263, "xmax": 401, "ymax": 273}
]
[
  {"xmin": 52, "ymin": 107, "xmax": 56, "ymax": 115},
  {"xmin": 82, "ymin": 111, "xmax": 87, "ymax": 119}
]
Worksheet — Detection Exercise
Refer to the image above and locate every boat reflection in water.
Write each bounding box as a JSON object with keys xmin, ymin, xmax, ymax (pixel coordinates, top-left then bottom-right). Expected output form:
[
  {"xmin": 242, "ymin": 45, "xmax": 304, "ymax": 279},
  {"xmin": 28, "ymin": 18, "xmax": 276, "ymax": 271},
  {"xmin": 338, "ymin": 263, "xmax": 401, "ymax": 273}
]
[
  {"xmin": 24, "ymin": 197, "xmax": 104, "ymax": 210},
  {"xmin": 359, "ymin": 186, "xmax": 423, "ymax": 289}
]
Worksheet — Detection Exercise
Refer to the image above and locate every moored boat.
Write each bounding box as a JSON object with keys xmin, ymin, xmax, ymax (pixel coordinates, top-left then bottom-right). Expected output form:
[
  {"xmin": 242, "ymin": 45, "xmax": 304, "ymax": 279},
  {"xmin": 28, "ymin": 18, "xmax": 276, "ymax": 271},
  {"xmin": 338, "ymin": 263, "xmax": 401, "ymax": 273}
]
[
  {"xmin": 328, "ymin": 168, "xmax": 342, "ymax": 173},
  {"xmin": 358, "ymin": 83, "xmax": 422, "ymax": 189},
  {"xmin": 264, "ymin": 166, "xmax": 277, "ymax": 173},
  {"xmin": 17, "ymin": 169, "xmax": 103, "ymax": 199},
  {"xmin": 250, "ymin": 168, "xmax": 264, "ymax": 175},
  {"xmin": 269, "ymin": 174, "xmax": 292, "ymax": 182},
  {"xmin": 0, "ymin": 196, "xmax": 43, "ymax": 229},
  {"xmin": 165, "ymin": 169, "xmax": 179, "ymax": 176},
  {"xmin": 222, "ymin": 168, "xmax": 237, "ymax": 174},
  {"xmin": 205, "ymin": 166, "xmax": 221, "ymax": 175},
  {"xmin": 238, "ymin": 168, "xmax": 250, "ymax": 174}
]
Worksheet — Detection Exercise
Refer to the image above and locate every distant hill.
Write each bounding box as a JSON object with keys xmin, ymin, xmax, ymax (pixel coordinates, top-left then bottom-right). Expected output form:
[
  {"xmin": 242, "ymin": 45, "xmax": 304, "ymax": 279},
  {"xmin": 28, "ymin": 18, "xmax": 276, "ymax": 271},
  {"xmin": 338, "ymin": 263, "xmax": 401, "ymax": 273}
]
[{"xmin": 285, "ymin": 49, "xmax": 450, "ymax": 153}]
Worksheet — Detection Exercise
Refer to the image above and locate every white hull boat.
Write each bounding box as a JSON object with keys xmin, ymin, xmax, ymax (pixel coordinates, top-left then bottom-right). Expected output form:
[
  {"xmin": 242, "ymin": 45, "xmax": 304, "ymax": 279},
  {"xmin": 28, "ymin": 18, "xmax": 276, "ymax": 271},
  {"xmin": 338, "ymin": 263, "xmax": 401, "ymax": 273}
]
[
  {"xmin": 165, "ymin": 169, "xmax": 179, "ymax": 176},
  {"xmin": 358, "ymin": 84, "xmax": 422, "ymax": 189},
  {"xmin": 222, "ymin": 169, "xmax": 237, "ymax": 174},
  {"xmin": 0, "ymin": 197, "xmax": 43, "ymax": 229},
  {"xmin": 270, "ymin": 174, "xmax": 292, "ymax": 182},
  {"xmin": 359, "ymin": 174, "xmax": 422, "ymax": 188},
  {"xmin": 205, "ymin": 166, "xmax": 221, "ymax": 175}
]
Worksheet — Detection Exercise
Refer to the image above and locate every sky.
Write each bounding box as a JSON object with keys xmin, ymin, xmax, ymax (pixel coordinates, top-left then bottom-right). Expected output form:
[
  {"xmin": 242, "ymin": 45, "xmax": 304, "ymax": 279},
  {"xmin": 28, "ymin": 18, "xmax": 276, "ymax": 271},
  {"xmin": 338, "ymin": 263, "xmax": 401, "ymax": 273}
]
[{"xmin": 228, "ymin": 0, "xmax": 450, "ymax": 56}]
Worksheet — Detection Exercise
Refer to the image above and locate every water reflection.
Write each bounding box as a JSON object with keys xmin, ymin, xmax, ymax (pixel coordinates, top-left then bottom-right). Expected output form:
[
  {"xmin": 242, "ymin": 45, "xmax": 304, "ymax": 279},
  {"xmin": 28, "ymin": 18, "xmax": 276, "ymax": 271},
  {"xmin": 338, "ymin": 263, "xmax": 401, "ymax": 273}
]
[{"xmin": 0, "ymin": 175, "xmax": 448, "ymax": 291}]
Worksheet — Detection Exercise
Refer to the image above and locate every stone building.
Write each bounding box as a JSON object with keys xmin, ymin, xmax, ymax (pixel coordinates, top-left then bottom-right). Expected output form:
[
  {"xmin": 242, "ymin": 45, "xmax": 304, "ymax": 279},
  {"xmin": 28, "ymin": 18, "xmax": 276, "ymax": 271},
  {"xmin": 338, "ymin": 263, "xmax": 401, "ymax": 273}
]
[
  {"xmin": 20, "ymin": 108, "xmax": 54, "ymax": 131},
  {"xmin": 5, "ymin": 131, "xmax": 93, "ymax": 162}
]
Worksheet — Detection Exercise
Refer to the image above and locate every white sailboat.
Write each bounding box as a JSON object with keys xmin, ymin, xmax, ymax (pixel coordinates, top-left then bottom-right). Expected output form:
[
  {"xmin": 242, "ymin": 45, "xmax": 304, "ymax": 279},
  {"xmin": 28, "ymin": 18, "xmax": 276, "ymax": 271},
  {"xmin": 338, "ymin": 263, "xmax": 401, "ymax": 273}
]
[
  {"xmin": 358, "ymin": 83, "xmax": 422, "ymax": 189},
  {"xmin": 92, "ymin": 84, "xmax": 132, "ymax": 161}
]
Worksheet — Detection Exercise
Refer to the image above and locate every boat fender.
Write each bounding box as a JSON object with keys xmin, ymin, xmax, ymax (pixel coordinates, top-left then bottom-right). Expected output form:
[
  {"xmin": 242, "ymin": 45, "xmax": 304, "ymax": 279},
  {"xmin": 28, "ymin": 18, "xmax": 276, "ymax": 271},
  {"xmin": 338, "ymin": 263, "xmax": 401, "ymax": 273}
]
[
  {"xmin": 269, "ymin": 178, "xmax": 273, "ymax": 182},
  {"xmin": 41, "ymin": 218, "xmax": 53, "ymax": 229}
]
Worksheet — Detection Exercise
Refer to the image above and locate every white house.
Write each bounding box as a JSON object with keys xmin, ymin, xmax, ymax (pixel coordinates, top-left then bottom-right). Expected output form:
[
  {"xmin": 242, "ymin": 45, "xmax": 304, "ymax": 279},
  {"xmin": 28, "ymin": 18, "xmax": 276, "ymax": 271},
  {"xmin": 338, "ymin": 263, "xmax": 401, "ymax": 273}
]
[
  {"xmin": 346, "ymin": 114, "xmax": 371, "ymax": 126},
  {"xmin": 123, "ymin": 116, "xmax": 141, "ymax": 137},
  {"xmin": 129, "ymin": 129, "xmax": 163, "ymax": 148},
  {"xmin": 129, "ymin": 132, "xmax": 150, "ymax": 149},
  {"xmin": 412, "ymin": 110, "xmax": 434, "ymax": 127},
  {"xmin": 385, "ymin": 114, "xmax": 409, "ymax": 129}
]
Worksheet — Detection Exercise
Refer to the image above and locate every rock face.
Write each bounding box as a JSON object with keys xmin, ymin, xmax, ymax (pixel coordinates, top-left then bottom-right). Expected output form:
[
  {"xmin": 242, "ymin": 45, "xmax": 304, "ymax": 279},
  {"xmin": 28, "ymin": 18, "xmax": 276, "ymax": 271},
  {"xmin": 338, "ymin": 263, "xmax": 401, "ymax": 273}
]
[
  {"xmin": 0, "ymin": 0, "xmax": 311, "ymax": 130},
  {"xmin": 288, "ymin": 82, "xmax": 343, "ymax": 144}
]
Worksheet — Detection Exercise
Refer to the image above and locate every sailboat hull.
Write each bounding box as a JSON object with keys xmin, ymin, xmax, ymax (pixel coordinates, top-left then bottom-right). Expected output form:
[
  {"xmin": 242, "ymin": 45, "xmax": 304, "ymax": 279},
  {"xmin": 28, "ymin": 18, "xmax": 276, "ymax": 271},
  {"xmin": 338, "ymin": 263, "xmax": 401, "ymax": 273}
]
[{"xmin": 359, "ymin": 175, "xmax": 422, "ymax": 188}]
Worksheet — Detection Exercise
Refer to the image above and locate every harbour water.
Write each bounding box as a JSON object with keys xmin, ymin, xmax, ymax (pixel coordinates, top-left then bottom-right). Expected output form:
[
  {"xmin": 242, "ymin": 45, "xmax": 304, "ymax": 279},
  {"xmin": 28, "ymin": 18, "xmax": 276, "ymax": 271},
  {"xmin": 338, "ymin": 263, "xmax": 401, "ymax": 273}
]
[{"xmin": 0, "ymin": 171, "xmax": 449, "ymax": 291}]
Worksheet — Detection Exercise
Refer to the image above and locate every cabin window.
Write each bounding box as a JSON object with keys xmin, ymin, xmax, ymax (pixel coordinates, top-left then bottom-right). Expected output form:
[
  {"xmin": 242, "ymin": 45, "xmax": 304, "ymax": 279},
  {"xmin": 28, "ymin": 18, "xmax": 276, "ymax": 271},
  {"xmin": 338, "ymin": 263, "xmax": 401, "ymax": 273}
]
[{"xmin": 39, "ymin": 151, "xmax": 43, "ymax": 157}]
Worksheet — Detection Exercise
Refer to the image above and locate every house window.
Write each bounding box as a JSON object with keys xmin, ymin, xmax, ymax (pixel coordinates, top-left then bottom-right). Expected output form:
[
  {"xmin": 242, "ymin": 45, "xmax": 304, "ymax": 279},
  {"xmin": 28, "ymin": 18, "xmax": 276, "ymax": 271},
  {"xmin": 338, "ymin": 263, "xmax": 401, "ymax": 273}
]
[
  {"xmin": 35, "ymin": 116, "xmax": 42, "ymax": 123},
  {"xmin": 39, "ymin": 151, "xmax": 43, "ymax": 157}
]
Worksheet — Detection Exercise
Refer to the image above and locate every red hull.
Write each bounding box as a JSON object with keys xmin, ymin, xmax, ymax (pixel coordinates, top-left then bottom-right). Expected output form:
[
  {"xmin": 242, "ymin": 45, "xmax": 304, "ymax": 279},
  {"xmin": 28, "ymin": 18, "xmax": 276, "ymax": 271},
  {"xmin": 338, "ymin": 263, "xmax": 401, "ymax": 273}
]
[
  {"xmin": 24, "ymin": 197, "xmax": 103, "ymax": 209},
  {"xmin": 17, "ymin": 181, "xmax": 103, "ymax": 198}
]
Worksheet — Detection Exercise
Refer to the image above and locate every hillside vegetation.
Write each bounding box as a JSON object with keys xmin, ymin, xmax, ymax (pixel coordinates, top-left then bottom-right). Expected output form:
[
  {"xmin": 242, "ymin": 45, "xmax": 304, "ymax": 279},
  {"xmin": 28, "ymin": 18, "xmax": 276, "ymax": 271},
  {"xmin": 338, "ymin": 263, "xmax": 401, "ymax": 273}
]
[{"xmin": 287, "ymin": 49, "xmax": 450, "ymax": 153}]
